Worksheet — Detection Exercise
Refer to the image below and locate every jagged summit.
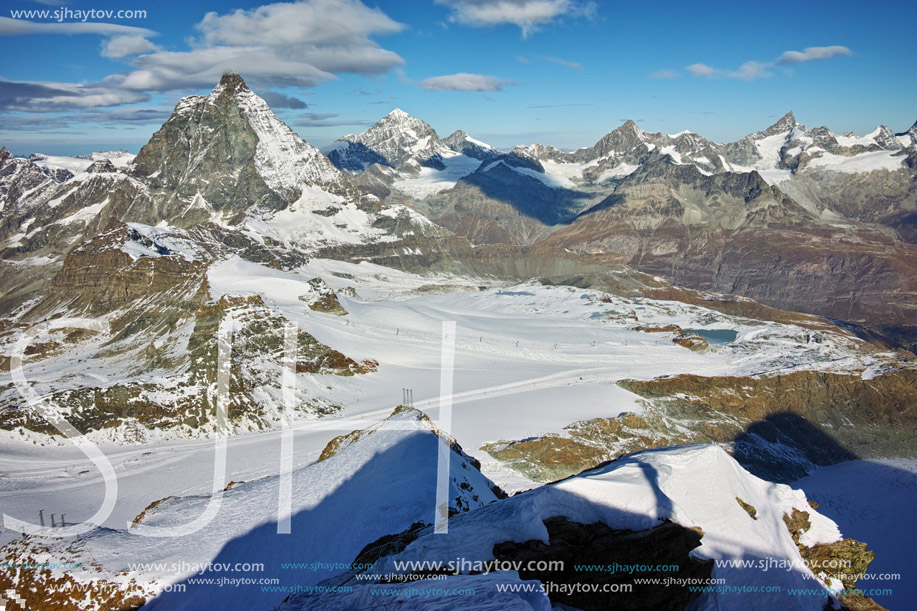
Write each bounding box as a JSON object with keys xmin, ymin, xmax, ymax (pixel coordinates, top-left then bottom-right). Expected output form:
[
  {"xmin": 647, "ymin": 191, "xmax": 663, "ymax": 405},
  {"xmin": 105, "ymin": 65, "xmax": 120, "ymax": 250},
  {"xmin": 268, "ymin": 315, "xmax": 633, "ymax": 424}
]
[
  {"xmin": 759, "ymin": 111, "xmax": 797, "ymax": 137},
  {"xmin": 384, "ymin": 108, "xmax": 411, "ymax": 120},
  {"xmin": 85, "ymin": 159, "xmax": 117, "ymax": 174},
  {"xmin": 579, "ymin": 119, "xmax": 654, "ymax": 162},
  {"xmin": 212, "ymin": 70, "xmax": 250, "ymax": 97},
  {"xmin": 373, "ymin": 108, "xmax": 433, "ymax": 130},
  {"xmin": 442, "ymin": 130, "xmax": 499, "ymax": 161},
  {"xmin": 618, "ymin": 119, "xmax": 644, "ymax": 132}
]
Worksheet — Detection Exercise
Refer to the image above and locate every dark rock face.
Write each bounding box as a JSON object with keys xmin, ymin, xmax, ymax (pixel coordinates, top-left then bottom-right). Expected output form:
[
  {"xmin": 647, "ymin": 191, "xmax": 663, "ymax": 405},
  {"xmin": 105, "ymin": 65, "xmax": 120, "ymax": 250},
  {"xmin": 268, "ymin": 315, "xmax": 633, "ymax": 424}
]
[
  {"xmin": 759, "ymin": 111, "xmax": 797, "ymax": 138},
  {"xmin": 493, "ymin": 517, "xmax": 712, "ymax": 611},
  {"xmin": 0, "ymin": 149, "xmax": 55, "ymax": 212},
  {"xmin": 574, "ymin": 120, "xmax": 656, "ymax": 164},
  {"xmin": 531, "ymin": 155, "xmax": 917, "ymax": 348},
  {"xmin": 131, "ymin": 76, "xmax": 284, "ymax": 216},
  {"xmin": 45, "ymin": 223, "xmax": 208, "ymax": 316}
]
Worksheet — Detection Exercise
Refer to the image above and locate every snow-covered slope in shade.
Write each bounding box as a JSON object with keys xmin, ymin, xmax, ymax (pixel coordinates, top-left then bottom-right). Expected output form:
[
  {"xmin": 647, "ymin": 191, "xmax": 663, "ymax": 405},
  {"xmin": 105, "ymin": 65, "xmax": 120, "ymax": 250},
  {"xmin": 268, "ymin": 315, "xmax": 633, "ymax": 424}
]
[
  {"xmin": 1, "ymin": 408, "xmax": 499, "ymax": 611},
  {"xmin": 795, "ymin": 459, "xmax": 917, "ymax": 608},
  {"xmin": 896, "ymin": 121, "xmax": 917, "ymax": 148},
  {"xmin": 277, "ymin": 572, "xmax": 551, "ymax": 610},
  {"xmin": 478, "ymin": 158, "xmax": 583, "ymax": 190},
  {"xmin": 280, "ymin": 445, "xmax": 850, "ymax": 611}
]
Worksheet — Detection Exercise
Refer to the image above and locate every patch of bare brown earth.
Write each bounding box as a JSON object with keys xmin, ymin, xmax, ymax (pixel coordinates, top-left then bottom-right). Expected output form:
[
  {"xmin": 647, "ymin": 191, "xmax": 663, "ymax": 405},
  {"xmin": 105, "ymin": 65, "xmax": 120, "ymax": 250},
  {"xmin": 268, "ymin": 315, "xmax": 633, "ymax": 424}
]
[
  {"xmin": 0, "ymin": 541, "xmax": 146, "ymax": 610},
  {"xmin": 484, "ymin": 368, "xmax": 917, "ymax": 483}
]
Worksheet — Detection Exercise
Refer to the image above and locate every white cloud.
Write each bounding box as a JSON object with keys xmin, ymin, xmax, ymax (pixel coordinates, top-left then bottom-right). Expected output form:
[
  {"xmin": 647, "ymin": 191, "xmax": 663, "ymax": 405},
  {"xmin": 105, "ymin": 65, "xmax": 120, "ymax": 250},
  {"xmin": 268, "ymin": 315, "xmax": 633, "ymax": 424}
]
[
  {"xmin": 686, "ymin": 61, "xmax": 772, "ymax": 81},
  {"xmin": 196, "ymin": 0, "xmax": 404, "ymax": 47},
  {"xmin": 683, "ymin": 45, "xmax": 850, "ymax": 82},
  {"xmin": 4, "ymin": 0, "xmax": 409, "ymax": 119},
  {"xmin": 258, "ymin": 91, "xmax": 308, "ymax": 109},
  {"xmin": 0, "ymin": 16, "xmax": 154, "ymax": 37},
  {"xmin": 418, "ymin": 73, "xmax": 510, "ymax": 91},
  {"xmin": 776, "ymin": 45, "xmax": 852, "ymax": 65},
  {"xmin": 101, "ymin": 35, "xmax": 160, "ymax": 58},
  {"xmin": 435, "ymin": 0, "xmax": 595, "ymax": 37},
  {"xmin": 0, "ymin": 77, "xmax": 148, "ymax": 111},
  {"xmin": 730, "ymin": 61, "xmax": 772, "ymax": 81},
  {"xmin": 293, "ymin": 112, "xmax": 371, "ymax": 127},
  {"xmin": 119, "ymin": 0, "xmax": 406, "ymax": 92},
  {"xmin": 545, "ymin": 56, "xmax": 582, "ymax": 70},
  {"xmin": 649, "ymin": 69, "xmax": 678, "ymax": 79},
  {"xmin": 120, "ymin": 47, "xmax": 335, "ymax": 90},
  {"xmin": 686, "ymin": 63, "xmax": 717, "ymax": 78}
]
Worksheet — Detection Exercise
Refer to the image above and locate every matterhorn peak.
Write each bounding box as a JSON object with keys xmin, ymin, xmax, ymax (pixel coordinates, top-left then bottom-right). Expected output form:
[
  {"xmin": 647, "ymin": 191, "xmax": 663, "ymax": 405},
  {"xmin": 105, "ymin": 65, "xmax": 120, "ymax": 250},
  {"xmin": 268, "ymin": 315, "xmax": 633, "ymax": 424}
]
[
  {"xmin": 210, "ymin": 70, "xmax": 251, "ymax": 99},
  {"xmin": 132, "ymin": 72, "xmax": 345, "ymax": 215}
]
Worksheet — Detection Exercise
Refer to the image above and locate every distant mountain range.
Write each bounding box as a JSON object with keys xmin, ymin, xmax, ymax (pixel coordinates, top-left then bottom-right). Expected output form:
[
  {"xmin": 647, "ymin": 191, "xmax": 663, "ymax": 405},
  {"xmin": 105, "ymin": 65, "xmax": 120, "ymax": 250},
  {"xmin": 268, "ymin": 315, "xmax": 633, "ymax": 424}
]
[
  {"xmin": 3, "ymin": 72, "xmax": 915, "ymax": 353},
  {"xmin": 316, "ymin": 104, "xmax": 917, "ymax": 350}
]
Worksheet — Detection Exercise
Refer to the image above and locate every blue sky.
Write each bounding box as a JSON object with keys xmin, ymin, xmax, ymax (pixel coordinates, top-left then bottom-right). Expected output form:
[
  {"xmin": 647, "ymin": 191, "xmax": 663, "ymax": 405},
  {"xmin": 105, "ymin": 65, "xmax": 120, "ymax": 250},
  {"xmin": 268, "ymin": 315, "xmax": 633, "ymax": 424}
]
[{"xmin": 1, "ymin": 0, "xmax": 915, "ymax": 155}]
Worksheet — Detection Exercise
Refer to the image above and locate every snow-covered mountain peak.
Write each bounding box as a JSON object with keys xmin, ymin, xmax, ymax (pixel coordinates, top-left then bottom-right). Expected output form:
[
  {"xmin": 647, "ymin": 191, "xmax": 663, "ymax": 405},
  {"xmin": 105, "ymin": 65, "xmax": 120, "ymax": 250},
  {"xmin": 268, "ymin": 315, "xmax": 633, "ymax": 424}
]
[
  {"xmin": 84, "ymin": 159, "xmax": 117, "ymax": 174},
  {"xmin": 618, "ymin": 119, "xmax": 648, "ymax": 138},
  {"xmin": 371, "ymin": 107, "xmax": 436, "ymax": 134},
  {"xmin": 442, "ymin": 129, "xmax": 500, "ymax": 161},
  {"xmin": 384, "ymin": 107, "xmax": 412, "ymax": 121},
  {"xmin": 866, "ymin": 124, "xmax": 903, "ymax": 150},
  {"xmin": 327, "ymin": 108, "xmax": 452, "ymax": 172},
  {"xmin": 578, "ymin": 119, "xmax": 659, "ymax": 163},
  {"xmin": 758, "ymin": 111, "xmax": 797, "ymax": 137}
]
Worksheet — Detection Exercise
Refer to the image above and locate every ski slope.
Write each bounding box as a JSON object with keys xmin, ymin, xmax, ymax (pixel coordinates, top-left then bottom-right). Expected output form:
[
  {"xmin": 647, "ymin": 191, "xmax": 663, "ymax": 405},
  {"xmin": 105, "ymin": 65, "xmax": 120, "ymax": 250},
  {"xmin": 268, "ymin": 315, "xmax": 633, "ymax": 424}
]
[{"xmin": 0, "ymin": 257, "xmax": 879, "ymax": 542}]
